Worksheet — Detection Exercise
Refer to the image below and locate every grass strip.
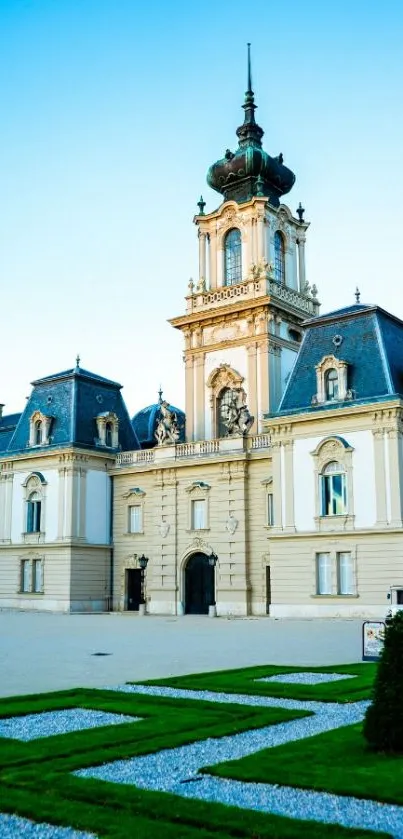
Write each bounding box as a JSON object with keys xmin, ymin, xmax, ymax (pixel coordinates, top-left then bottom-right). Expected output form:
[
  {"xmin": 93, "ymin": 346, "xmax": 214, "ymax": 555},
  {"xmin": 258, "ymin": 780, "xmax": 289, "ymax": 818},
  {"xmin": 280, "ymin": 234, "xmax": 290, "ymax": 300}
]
[
  {"xmin": 205, "ymin": 721, "xmax": 403, "ymax": 807},
  {"xmin": 1, "ymin": 774, "xmax": 390, "ymax": 838},
  {"xmin": 141, "ymin": 663, "xmax": 376, "ymax": 702}
]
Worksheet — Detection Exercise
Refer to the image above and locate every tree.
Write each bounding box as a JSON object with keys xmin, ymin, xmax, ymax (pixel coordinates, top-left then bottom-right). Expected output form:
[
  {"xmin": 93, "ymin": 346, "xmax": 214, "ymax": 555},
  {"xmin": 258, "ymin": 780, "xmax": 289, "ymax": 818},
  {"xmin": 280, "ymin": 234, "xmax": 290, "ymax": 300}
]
[{"xmin": 364, "ymin": 611, "xmax": 403, "ymax": 752}]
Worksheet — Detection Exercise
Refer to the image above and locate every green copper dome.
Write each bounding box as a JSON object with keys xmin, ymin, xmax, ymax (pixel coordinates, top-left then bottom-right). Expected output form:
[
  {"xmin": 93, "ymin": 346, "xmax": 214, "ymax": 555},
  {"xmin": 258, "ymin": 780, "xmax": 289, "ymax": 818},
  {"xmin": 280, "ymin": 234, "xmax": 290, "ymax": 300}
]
[{"xmin": 207, "ymin": 46, "xmax": 295, "ymax": 207}]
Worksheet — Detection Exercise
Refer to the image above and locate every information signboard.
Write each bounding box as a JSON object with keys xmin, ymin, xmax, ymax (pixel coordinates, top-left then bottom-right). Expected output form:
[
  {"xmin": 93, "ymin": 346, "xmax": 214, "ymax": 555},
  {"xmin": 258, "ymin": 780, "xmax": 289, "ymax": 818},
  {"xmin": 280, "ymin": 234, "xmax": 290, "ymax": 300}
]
[{"xmin": 362, "ymin": 621, "xmax": 385, "ymax": 661}]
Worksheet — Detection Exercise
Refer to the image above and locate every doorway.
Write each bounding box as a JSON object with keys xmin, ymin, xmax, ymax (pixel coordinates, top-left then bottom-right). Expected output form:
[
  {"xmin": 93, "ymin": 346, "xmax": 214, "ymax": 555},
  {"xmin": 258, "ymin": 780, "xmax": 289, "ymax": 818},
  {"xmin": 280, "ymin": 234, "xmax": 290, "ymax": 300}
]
[
  {"xmin": 266, "ymin": 566, "xmax": 271, "ymax": 615},
  {"xmin": 126, "ymin": 569, "xmax": 142, "ymax": 611},
  {"xmin": 185, "ymin": 552, "xmax": 215, "ymax": 615}
]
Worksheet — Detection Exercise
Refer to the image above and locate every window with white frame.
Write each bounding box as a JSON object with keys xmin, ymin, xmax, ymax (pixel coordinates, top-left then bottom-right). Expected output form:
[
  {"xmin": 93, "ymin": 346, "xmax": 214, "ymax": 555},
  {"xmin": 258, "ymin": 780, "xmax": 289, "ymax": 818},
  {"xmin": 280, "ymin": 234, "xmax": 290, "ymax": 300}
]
[
  {"xmin": 191, "ymin": 499, "xmax": 207, "ymax": 530},
  {"xmin": 26, "ymin": 491, "xmax": 42, "ymax": 533},
  {"xmin": 337, "ymin": 552, "xmax": 354, "ymax": 595},
  {"xmin": 320, "ymin": 461, "xmax": 347, "ymax": 516},
  {"xmin": 274, "ymin": 231, "xmax": 285, "ymax": 284},
  {"xmin": 20, "ymin": 558, "xmax": 43, "ymax": 594},
  {"xmin": 29, "ymin": 411, "xmax": 52, "ymax": 447},
  {"xmin": 325, "ymin": 368, "xmax": 339, "ymax": 401},
  {"xmin": 128, "ymin": 505, "xmax": 142, "ymax": 533},
  {"xmin": 33, "ymin": 559, "xmax": 43, "ymax": 593},
  {"xmin": 21, "ymin": 560, "xmax": 31, "ymax": 593},
  {"xmin": 267, "ymin": 493, "xmax": 274, "ymax": 526},
  {"xmin": 316, "ymin": 553, "xmax": 332, "ymax": 595}
]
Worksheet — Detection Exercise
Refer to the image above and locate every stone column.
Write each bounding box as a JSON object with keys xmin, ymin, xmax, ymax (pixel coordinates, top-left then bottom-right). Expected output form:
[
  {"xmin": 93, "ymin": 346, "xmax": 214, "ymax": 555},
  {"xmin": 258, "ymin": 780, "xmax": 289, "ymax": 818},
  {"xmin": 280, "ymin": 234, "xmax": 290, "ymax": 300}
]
[
  {"xmin": 258, "ymin": 341, "xmax": 269, "ymax": 433},
  {"xmin": 387, "ymin": 429, "xmax": 403, "ymax": 527},
  {"xmin": 271, "ymin": 440, "xmax": 283, "ymax": 530},
  {"xmin": 199, "ymin": 231, "xmax": 207, "ymax": 286},
  {"xmin": 194, "ymin": 354, "xmax": 205, "ymax": 441},
  {"xmin": 184, "ymin": 355, "xmax": 194, "ymax": 441},
  {"xmin": 297, "ymin": 236, "xmax": 306, "ymax": 292},
  {"xmin": 257, "ymin": 214, "xmax": 265, "ymax": 262},
  {"xmin": 246, "ymin": 344, "xmax": 258, "ymax": 435},
  {"xmin": 283, "ymin": 440, "xmax": 295, "ymax": 532},
  {"xmin": 0, "ymin": 472, "xmax": 13, "ymax": 542},
  {"xmin": 372, "ymin": 429, "xmax": 387, "ymax": 526},
  {"xmin": 209, "ymin": 231, "xmax": 217, "ymax": 289},
  {"xmin": 58, "ymin": 467, "xmax": 66, "ymax": 539}
]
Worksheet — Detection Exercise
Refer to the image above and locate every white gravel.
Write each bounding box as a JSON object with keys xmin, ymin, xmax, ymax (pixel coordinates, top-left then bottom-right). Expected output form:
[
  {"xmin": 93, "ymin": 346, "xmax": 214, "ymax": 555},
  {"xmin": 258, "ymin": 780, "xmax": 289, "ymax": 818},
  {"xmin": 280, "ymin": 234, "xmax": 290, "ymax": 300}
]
[
  {"xmin": 256, "ymin": 672, "xmax": 357, "ymax": 685},
  {"xmin": 74, "ymin": 680, "xmax": 403, "ymax": 837},
  {"xmin": 0, "ymin": 813, "xmax": 96, "ymax": 838},
  {"xmin": 0, "ymin": 709, "xmax": 140, "ymax": 741}
]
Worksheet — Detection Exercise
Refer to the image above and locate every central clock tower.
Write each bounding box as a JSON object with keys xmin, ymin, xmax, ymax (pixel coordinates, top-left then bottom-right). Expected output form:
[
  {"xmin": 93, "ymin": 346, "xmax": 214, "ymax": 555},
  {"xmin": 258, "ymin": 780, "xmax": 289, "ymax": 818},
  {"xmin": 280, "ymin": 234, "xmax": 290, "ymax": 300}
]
[{"xmin": 170, "ymin": 47, "xmax": 320, "ymax": 441}]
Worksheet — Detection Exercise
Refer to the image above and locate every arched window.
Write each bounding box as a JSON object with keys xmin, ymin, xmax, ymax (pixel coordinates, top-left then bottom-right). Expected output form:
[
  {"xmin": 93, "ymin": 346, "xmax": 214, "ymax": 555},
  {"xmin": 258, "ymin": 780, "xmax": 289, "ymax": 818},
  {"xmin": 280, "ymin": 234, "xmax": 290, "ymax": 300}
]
[
  {"xmin": 274, "ymin": 231, "xmax": 285, "ymax": 284},
  {"xmin": 27, "ymin": 490, "xmax": 42, "ymax": 533},
  {"xmin": 224, "ymin": 228, "xmax": 242, "ymax": 286},
  {"xmin": 325, "ymin": 369, "xmax": 339, "ymax": 401},
  {"xmin": 34, "ymin": 420, "xmax": 42, "ymax": 446},
  {"xmin": 105, "ymin": 422, "xmax": 113, "ymax": 448},
  {"xmin": 217, "ymin": 388, "xmax": 234, "ymax": 438},
  {"xmin": 321, "ymin": 461, "xmax": 347, "ymax": 516}
]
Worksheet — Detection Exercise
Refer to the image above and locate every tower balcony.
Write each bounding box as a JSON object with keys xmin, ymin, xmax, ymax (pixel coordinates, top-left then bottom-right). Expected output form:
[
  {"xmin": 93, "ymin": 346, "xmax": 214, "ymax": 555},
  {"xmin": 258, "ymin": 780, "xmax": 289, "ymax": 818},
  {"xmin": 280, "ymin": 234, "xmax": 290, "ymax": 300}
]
[{"xmin": 184, "ymin": 273, "xmax": 319, "ymax": 319}]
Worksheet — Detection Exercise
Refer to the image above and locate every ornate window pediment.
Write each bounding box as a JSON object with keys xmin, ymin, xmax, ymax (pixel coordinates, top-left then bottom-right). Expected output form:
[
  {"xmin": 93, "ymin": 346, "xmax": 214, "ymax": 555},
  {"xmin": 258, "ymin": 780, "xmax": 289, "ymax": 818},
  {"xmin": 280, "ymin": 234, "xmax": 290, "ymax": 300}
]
[
  {"xmin": 314, "ymin": 355, "xmax": 350, "ymax": 405},
  {"xmin": 95, "ymin": 412, "xmax": 119, "ymax": 448},
  {"xmin": 123, "ymin": 487, "xmax": 146, "ymax": 499},
  {"xmin": 185, "ymin": 481, "xmax": 211, "ymax": 495},
  {"xmin": 29, "ymin": 411, "xmax": 53, "ymax": 447}
]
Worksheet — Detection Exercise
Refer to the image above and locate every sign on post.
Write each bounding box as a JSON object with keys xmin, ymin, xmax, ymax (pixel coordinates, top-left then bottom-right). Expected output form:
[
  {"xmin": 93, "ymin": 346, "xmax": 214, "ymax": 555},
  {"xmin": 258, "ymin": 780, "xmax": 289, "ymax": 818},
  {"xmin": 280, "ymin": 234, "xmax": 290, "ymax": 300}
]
[{"xmin": 362, "ymin": 621, "xmax": 385, "ymax": 661}]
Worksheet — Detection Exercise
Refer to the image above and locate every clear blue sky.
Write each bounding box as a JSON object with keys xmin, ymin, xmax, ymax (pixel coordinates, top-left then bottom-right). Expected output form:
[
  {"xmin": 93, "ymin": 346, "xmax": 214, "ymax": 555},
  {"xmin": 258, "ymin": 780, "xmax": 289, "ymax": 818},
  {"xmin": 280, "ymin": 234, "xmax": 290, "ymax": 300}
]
[{"xmin": 1, "ymin": 0, "xmax": 403, "ymax": 415}]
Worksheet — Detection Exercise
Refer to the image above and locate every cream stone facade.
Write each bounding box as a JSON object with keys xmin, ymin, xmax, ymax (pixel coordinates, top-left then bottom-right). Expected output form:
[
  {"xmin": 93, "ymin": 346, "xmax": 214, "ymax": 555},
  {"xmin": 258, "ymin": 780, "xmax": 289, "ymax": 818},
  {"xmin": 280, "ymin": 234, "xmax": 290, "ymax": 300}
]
[{"xmin": 2, "ymin": 57, "xmax": 403, "ymax": 619}]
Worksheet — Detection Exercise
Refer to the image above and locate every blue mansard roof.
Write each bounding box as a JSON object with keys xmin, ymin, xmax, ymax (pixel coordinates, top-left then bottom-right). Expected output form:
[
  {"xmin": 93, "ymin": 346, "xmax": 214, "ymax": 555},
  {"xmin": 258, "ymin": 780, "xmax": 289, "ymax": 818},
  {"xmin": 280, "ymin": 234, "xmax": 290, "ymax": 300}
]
[
  {"xmin": 275, "ymin": 303, "xmax": 403, "ymax": 416},
  {"xmin": 1, "ymin": 366, "xmax": 139, "ymax": 456}
]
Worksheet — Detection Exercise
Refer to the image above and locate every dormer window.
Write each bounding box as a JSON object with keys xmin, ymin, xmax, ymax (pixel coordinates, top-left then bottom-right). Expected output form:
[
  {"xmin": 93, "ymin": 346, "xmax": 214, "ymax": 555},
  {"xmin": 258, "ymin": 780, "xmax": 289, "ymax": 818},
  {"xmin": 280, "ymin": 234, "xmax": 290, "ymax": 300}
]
[
  {"xmin": 34, "ymin": 420, "xmax": 42, "ymax": 445},
  {"xmin": 224, "ymin": 228, "xmax": 242, "ymax": 286},
  {"xmin": 314, "ymin": 355, "xmax": 348, "ymax": 405},
  {"xmin": 105, "ymin": 422, "xmax": 113, "ymax": 448},
  {"xmin": 29, "ymin": 411, "xmax": 52, "ymax": 447},
  {"xmin": 325, "ymin": 369, "xmax": 339, "ymax": 401},
  {"xmin": 96, "ymin": 412, "xmax": 119, "ymax": 448},
  {"xmin": 274, "ymin": 231, "xmax": 285, "ymax": 284}
]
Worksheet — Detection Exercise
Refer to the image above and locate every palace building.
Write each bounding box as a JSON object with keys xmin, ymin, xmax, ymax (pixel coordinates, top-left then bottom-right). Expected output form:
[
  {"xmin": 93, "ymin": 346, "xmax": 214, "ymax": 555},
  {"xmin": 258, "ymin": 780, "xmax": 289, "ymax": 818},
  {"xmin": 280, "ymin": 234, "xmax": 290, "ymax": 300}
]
[{"xmin": 1, "ymin": 53, "xmax": 403, "ymax": 618}]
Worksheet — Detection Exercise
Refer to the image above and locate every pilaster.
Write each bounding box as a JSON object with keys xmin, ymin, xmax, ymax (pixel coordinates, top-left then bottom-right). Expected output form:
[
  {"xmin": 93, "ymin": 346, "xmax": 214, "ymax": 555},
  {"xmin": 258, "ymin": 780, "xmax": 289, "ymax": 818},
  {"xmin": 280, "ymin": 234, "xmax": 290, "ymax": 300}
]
[
  {"xmin": 246, "ymin": 344, "xmax": 258, "ymax": 435},
  {"xmin": 184, "ymin": 355, "xmax": 195, "ymax": 442},
  {"xmin": 372, "ymin": 429, "xmax": 388, "ymax": 526},
  {"xmin": 387, "ymin": 427, "xmax": 403, "ymax": 527},
  {"xmin": 194, "ymin": 353, "xmax": 205, "ymax": 441}
]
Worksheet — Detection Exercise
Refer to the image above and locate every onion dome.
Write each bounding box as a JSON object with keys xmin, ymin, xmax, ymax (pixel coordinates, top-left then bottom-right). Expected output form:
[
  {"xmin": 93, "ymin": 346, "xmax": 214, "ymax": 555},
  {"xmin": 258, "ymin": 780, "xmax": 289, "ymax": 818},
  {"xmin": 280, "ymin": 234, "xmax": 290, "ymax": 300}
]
[
  {"xmin": 131, "ymin": 389, "xmax": 185, "ymax": 449},
  {"xmin": 207, "ymin": 45, "xmax": 295, "ymax": 207}
]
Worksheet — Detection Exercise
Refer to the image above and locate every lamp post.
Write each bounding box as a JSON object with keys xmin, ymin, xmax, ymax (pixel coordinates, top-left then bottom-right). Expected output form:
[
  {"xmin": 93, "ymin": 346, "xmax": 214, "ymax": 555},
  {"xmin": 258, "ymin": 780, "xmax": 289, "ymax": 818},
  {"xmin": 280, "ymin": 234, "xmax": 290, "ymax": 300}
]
[
  {"xmin": 208, "ymin": 551, "xmax": 218, "ymax": 618},
  {"xmin": 138, "ymin": 554, "xmax": 149, "ymax": 616}
]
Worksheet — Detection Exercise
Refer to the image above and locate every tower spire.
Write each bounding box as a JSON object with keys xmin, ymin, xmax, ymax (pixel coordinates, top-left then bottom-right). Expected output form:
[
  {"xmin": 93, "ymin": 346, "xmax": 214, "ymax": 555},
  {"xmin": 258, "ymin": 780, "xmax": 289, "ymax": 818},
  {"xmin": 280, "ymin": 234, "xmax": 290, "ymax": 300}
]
[
  {"xmin": 247, "ymin": 42, "xmax": 252, "ymax": 93},
  {"xmin": 236, "ymin": 43, "xmax": 264, "ymax": 149}
]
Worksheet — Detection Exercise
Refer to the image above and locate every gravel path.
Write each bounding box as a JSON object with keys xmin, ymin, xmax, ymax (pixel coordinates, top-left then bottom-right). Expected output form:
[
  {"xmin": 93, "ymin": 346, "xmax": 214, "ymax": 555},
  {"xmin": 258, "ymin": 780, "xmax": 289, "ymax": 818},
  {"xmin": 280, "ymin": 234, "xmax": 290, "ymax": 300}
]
[
  {"xmin": 0, "ymin": 708, "xmax": 139, "ymax": 742},
  {"xmin": 75, "ymin": 680, "xmax": 403, "ymax": 837},
  {"xmin": 0, "ymin": 813, "xmax": 96, "ymax": 838}
]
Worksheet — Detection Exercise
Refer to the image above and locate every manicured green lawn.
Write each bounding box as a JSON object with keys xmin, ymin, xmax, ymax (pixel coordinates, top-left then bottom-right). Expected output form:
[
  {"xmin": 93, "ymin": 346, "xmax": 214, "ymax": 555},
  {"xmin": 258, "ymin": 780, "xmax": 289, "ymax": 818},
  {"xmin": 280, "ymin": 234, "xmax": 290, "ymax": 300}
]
[
  {"xmin": 0, "ymin": 686, "xmax": 388, "ymax": 839},
  {"xmin": 205, "ymin": 721, "xmax": 403, "ymax": 807},
  {"xmin": 141, "ymin": 662, "xmax": 376, "ymax": 702}
]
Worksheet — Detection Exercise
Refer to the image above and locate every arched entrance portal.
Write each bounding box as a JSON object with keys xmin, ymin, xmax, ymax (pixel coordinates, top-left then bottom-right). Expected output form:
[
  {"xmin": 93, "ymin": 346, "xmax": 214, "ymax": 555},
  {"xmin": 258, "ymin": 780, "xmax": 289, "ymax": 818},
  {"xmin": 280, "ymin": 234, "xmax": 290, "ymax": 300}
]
[{"xmin": 185, "ymin": 552, "xmax": 215, "ymax": 615}]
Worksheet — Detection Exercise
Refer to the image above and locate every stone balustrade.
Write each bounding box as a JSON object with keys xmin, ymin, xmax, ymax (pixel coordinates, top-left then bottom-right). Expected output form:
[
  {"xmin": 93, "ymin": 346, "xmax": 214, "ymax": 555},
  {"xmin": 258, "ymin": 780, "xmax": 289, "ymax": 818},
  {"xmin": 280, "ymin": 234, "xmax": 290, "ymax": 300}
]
[
  {"xmin": 115, "ymin": 433, "xmax": 271, "ymax": 467},
  {"xmin": 185, "ymin": 274, "xmax": 319, "ymax": 317}
]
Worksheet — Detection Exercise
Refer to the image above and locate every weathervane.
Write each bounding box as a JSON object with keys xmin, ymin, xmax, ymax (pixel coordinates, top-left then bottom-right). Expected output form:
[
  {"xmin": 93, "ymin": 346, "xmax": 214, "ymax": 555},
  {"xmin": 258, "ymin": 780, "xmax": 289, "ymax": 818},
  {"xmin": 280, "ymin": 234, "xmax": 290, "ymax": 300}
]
[{"xmin": 355, "ymin": 287, "xmax": 360, "ymax": 304}]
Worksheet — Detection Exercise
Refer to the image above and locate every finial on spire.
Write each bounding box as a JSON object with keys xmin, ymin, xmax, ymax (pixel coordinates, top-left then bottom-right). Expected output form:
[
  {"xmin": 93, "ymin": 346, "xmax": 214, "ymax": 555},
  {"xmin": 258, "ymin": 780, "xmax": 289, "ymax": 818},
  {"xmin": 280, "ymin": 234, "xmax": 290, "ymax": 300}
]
[
  {"xmin": 247, "ymin": 42, "xmax": 252, "ymax": 93},
  {"xmin": 197, "ymin": 195, "xmax": 206, "ymax": 215},
  {"xmin": 158, "ymin": 386, "xmax": 163, "ymax": 404},
  {"xmin": 355, "ymin": 287, "xmax": 360, "ymax": 304},
  {"xmin": 75, "ymin": 354, "xmax": 80, "ymax": 368}
]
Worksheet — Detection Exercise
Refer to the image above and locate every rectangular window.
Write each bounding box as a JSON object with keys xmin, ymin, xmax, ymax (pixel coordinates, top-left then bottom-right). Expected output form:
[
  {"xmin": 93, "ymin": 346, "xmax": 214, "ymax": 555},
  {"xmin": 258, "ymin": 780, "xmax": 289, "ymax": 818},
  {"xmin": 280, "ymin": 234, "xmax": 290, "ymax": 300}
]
[
  {"xmin": 267, "ymin": 493, "xmax": 274, "ymax": 526},
  {"xmin": 33, "ymin": 560, "xmax": 43, "ymax": 593},
  {"xmin": 338, "ymin": 552, "xmax": 354, "ymax": 595},
  {"xmin": 27, "ymin": 500, "xmax": 41, "ymax": 533},
  {"xmin": 316, "ymin": 553, "xmax": 332, "ymax": 595},
  {"xmin": 191, "ymin": 499, "xmax": 206, "ymax": 530},
  {"xmin": 129, "ymin": 505, "xmax": 142, "ymax": 533},
  {"xmin": 21, "ymin": 560, "xmax": 30, "ymax": 593},
  {"xmin": 321, "ymin": 474, "xmax": 346, "ymax": 516}
]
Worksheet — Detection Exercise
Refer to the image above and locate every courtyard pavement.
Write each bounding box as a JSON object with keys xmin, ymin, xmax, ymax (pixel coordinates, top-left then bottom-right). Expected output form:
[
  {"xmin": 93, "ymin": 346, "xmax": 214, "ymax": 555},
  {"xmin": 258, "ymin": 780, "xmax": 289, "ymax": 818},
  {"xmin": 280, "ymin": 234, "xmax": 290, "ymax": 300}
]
[{"xmin": 0, "ymin": 612, "xmax": 370, "ymax": 698}]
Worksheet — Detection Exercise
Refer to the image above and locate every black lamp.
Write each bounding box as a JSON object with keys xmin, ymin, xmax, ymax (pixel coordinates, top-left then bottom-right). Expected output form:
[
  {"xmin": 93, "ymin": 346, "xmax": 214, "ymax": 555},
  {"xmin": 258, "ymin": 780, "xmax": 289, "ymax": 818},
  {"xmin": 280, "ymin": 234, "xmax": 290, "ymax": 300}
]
[
  {"xmin": 209, "ymin": 551, "xmax": 218, "ymax": 568},
  {"xmin": 138, "ymin": 555, "xmax": 149, "ymax": 608}
]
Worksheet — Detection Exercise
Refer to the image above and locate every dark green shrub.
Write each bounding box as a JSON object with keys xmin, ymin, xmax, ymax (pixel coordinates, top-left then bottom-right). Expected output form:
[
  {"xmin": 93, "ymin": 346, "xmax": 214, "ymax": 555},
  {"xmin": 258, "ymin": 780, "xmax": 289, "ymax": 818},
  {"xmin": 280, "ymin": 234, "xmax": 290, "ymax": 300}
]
[{"xmin": 364, "ymin": 611, "xmax": 403, "ymax": 752}]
